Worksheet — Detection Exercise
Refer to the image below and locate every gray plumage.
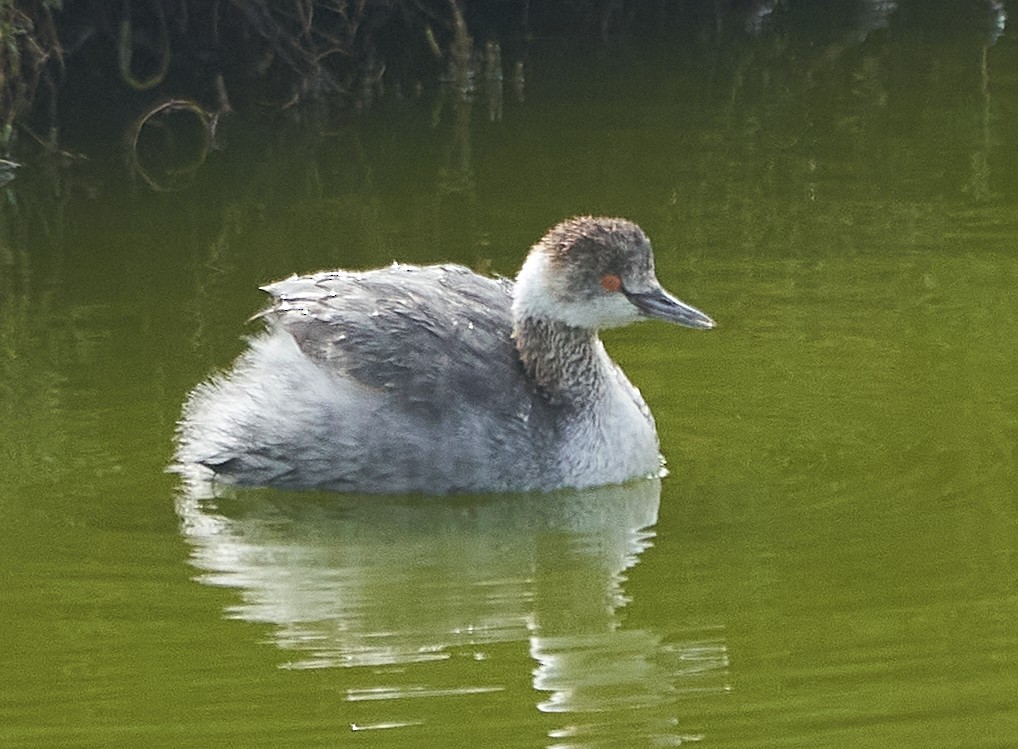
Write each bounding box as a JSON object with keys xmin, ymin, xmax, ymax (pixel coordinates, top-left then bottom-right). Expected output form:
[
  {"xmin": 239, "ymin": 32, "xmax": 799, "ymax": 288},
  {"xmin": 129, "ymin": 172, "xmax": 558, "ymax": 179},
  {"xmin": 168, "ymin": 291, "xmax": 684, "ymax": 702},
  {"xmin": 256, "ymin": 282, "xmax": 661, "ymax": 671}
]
[
  {"xmin": 175, "ymin": 216, "xmax": 715, "ymax": 495},
  {"xmin": 265, "ymin": 265, "xmax": 525, "ymax": 421}
]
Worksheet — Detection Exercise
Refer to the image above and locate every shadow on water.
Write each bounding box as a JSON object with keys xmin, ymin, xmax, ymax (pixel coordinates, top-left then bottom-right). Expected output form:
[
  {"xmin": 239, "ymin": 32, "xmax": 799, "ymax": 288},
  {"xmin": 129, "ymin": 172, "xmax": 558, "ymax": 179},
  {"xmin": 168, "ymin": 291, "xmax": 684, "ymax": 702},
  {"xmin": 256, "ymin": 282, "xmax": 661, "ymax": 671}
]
[{"xmin": 176, "ymin": 480, "xmax": 729, "ymax": 744}]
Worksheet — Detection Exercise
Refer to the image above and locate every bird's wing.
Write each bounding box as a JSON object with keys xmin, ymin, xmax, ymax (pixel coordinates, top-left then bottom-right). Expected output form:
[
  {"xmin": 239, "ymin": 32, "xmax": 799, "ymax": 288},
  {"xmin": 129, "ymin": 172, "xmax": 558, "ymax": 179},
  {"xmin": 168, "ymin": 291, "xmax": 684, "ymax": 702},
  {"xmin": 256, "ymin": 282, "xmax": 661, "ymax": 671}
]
[{"xmin": 259, "ymin": 264, "xmax": 527, "ymax": 417}]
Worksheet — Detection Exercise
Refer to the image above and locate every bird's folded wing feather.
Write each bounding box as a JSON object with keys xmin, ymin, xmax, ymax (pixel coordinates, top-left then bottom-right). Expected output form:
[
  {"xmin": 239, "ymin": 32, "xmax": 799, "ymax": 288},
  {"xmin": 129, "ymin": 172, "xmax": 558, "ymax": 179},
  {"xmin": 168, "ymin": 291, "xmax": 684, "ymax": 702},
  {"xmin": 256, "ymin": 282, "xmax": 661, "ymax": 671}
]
[{"xmin": 259, "ymin": 264, "xmax": 525, "ymax": 414}]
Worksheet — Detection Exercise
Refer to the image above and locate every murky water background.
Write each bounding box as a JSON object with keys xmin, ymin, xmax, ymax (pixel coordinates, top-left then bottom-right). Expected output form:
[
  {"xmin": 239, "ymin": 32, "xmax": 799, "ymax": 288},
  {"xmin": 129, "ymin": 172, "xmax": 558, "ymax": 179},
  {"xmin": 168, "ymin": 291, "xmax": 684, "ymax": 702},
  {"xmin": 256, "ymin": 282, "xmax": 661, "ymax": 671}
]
[{"xmin": 3, "ymin": 5, "xmax": 1018, "ymax": 747}]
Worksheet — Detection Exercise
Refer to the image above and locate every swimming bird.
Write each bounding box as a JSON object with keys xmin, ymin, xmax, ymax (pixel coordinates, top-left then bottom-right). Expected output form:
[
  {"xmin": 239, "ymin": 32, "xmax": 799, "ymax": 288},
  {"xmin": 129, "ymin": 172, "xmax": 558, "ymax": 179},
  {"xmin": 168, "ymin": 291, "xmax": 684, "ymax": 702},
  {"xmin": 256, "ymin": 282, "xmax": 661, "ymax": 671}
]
[{"xmin": 175, "ymin": 216, "xmax": 714, "ymax": 495}]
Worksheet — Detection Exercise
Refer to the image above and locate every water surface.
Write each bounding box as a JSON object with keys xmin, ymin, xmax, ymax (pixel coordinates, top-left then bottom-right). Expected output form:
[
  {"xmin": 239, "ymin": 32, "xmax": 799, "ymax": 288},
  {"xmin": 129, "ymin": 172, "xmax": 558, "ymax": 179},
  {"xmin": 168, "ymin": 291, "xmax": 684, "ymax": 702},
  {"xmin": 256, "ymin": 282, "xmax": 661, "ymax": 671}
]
[{"xmin": 2, "ymin": 7, "xmax": 1017, "ymax": 747}]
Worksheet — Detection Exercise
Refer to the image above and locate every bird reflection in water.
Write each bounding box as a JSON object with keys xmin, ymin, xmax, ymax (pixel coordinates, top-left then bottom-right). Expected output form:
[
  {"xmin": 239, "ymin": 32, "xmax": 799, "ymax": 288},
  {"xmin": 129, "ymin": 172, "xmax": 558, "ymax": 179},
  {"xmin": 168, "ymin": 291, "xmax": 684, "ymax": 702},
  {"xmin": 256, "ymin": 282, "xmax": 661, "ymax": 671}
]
[{"xmin": 176, "ymin": 480, "xmax": 730, "ymax": 744}]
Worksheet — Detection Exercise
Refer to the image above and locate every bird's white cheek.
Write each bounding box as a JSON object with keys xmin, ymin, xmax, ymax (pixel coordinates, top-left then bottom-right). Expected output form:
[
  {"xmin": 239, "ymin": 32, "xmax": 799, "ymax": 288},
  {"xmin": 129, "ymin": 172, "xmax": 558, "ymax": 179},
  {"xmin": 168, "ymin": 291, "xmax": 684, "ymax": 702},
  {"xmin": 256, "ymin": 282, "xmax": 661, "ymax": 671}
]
[{"xmin": 558, "ymin": 294, "xmax": 643, "ymax": 330}]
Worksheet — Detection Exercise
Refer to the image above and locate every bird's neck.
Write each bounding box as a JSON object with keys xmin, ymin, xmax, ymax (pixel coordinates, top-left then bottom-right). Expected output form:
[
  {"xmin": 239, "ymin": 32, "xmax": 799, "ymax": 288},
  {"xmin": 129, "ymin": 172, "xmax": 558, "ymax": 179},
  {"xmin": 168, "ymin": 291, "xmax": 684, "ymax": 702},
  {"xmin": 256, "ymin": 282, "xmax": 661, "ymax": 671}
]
[{"xmin": 511, "ymin": 316, "xmax": 607, "ymax": 405}]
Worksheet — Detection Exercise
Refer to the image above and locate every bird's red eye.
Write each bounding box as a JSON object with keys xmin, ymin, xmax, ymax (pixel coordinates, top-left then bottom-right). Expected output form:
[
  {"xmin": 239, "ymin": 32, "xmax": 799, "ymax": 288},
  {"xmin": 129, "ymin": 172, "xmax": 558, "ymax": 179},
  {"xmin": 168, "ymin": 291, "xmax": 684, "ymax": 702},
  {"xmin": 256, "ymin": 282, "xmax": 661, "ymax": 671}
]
[{"xmin": 600, "ymin": 273, "xmax": 622, "ymax": 292}]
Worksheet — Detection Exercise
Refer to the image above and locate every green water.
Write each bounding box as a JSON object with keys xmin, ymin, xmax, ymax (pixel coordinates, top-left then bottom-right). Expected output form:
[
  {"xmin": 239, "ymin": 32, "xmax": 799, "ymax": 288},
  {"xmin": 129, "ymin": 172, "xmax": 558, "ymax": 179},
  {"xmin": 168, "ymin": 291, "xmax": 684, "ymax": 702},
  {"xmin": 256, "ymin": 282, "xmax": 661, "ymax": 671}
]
[{"xmin": 3, "ymin": 12, "xmax": 1018, "ymax": 748}]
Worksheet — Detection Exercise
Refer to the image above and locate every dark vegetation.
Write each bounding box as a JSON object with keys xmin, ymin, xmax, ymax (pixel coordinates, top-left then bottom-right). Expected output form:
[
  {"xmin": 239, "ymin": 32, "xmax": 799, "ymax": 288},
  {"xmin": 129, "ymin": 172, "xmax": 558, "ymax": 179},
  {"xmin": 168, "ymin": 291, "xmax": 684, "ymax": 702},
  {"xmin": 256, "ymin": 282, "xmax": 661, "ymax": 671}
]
[
  {"xmin": 0, "ymin": 0, "xmax": 717, "ymax": 164},
  {"xmin": 0, "ymin": 0, "xmax": 1005, "ymax": 193}
]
